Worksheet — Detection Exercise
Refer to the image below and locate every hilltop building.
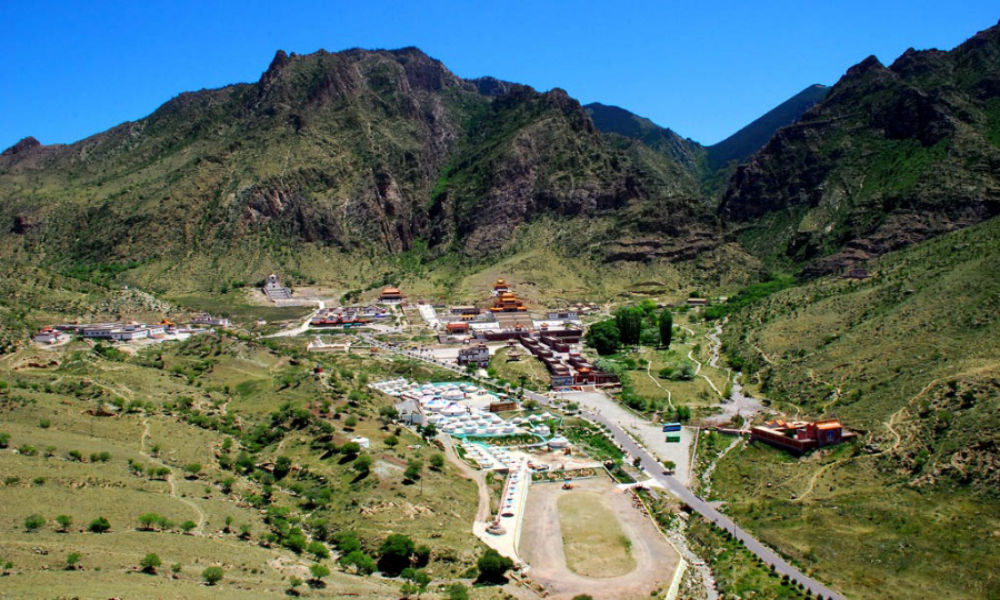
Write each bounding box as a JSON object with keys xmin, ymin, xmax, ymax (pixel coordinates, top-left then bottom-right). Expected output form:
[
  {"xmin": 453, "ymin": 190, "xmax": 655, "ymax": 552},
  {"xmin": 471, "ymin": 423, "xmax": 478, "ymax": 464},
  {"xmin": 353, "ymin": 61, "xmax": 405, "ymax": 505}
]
[
  {"xmin": 492, "ymin": 279, "xmax": 510, "ymax": 296},
  {"xmin": 378, "ymin": 287, "xmax": 406, "ymax": 305},
  {"xmin": 191, "ymin": 313, "xmax": 231, "ymax": 327},
  {"xmin": 750, "ymin": 419, "xmax": 855, "ymax": 454},
  {"xmin": 491, "ymin": 291, "xmax": 527, "ymax": 313},
  {"xmin": 263, "ymin": 274, "xmax": 292, "ymax": 300}
]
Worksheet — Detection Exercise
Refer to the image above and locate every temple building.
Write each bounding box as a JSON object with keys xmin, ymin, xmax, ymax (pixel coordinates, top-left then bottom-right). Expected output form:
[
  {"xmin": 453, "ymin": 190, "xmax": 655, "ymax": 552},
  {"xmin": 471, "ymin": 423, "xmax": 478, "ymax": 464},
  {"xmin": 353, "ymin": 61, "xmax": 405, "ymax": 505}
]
[
  {"xmin": 490, "ymin": 290, "xmax": 527, "ymax": 313},
  {"xmin": 378, "ymin": 287, "xmax": 406, "ymax": 305},
  {"xmin": 492, "ymin": 278, "xmax": 510, "ymax": 296}
]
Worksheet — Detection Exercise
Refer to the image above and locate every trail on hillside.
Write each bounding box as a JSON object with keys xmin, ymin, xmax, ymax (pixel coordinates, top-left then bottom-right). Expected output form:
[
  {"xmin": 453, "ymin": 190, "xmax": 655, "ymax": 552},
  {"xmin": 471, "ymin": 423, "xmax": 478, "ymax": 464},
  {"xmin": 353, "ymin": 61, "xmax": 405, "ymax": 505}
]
[
  {"xmin": 138, "ymin": 416, "xmax": 207, "ymax": 532},
  {"xmin": 645, "ymin": 358, "xmax": 674, "ymax": 411}
]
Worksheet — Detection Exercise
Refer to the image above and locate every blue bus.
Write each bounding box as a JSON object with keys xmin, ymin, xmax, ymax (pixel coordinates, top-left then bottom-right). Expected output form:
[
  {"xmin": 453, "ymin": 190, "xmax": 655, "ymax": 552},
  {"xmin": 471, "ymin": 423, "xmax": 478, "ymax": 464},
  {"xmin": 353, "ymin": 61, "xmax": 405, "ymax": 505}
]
[{"xmin": 662, "ymin": 422, "xmax": 682, "ymax": 432}]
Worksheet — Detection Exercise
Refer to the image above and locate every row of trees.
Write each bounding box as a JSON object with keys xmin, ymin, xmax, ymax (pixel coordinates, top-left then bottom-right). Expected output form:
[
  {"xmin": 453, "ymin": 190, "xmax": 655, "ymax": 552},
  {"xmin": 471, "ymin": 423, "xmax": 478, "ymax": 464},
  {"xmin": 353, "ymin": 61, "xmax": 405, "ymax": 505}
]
[
  {"xmin": 24, "ymin": 514, "xmax": 109, "ymax": 533},
  {"xmin": 586, "ymin": 306, "xmax": 673, "ymax": 355}
]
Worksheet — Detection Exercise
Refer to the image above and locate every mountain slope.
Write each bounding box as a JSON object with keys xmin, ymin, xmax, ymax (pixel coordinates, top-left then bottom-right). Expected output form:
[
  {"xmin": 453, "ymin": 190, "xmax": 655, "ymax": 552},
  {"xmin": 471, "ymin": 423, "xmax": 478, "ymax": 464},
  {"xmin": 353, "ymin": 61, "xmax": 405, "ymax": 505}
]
[
  {"xmin": 720, "ymin": 22, "xmax": 1000, "ymax": 275},
  {"xmin": 0, "ymin": 48, "xmax": 719, "ymax": 293},
  {"xmin": 705, "ymin": 84, "xmax": 828, "ymax": 170},
  {"xmin": 583, "ymin": 102, "xmax": 706, "ymax": 174},
  {"xmin": 715, "ymin": 214, "xmax": 1000, "ymax": 599}
]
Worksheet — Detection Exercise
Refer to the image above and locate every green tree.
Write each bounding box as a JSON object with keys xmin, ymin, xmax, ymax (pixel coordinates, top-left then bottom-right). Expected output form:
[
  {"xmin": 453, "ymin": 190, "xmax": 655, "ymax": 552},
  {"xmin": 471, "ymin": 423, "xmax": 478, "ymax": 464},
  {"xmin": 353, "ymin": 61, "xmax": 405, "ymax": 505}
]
[
  {"xmin": 334, "ymin": 531, "xmax": 362, "ymax": 554},
  {"xmin": 287, "ymin": 576, "xmax": 303, "ymax": 595},
  {"xmin": 56, "ymin": 514, "xmax": 72, "ymax": 532},
  {"xmin": 0, "ymin": 432, "xmax": 9, "ymax": 448},
  {"xmin": 88, "ymin": 517, "xmax": 111, "ymax": 533},
  {"xmin": 184, "ymin": 463, "xmax": 202, "ymax": 478},
  {"xmin": 585, "ymin": 320, "xmax": 620, "ymax": 355},
  {"xmin": 341, "ymin": 550, "xmax": 376, "ymax": 574},
  {"xmin": 274, "ymin": 456, "xmax": 292, "ymax": 479},
  {"xmin": 202, "ymin": 566, "xmax": 224, "ymax": 585},
  {"xmin": 140, "ymin": 553, "xmax": 161, "ymax": 574},
  {"xmin": 340, "ymin": 441, "xmax": 361, "ymax": 458},
  {"xmin": 614, "ymin": 306, "xmax": 643, "ymax": 346},
  {"xmin": 404, "ymin": 459, "xmax": 423, "ymax": 481},
  {"xmin": 180, "ymin": 520, "xmax": 197, "ymax": 533},
  {"xmin": 385, "ymin": 435, "xmax": 399, "ymax": 448},
  {"xmin": 401, "ymin": 567, "xmax": 431, "ymax": 597},
  {"xmin": 65, "ymin": 552, "xmax": 81, "ymax": 570},
  {"xmin": 377, "ymin": 533, "xmax": 415, "ymax": 576},
  {"xmin": 658, "ymin": 309, "xmax": 673, "ymax": 348},
  {"xmin": 138, "ymin": 513, "xmax": 162, "ymax": 531},
  {"xmin": 353, "ymin": 453, "xmax": 373, "ymax": 476},
  {"xmin": 476, "ymin": 548, "xmax": 514, "ymax": 584},
  {"xmin": 379, "ymin": 405, "xmax": 399, "ymax": 426},
  {"xmin": 429, "ymin": 453, "xmax": 445, "ymax": 471},
  {"xmin": 308, "ymin": 563, "xmax": 329, "ymax": 586},
  {"xmin": 24, "ymin": 514, "xmax": 45, "ymax": 532},
  {"xmin": 421, "ymin": 423, "xmax": 438, "ymax": 439},
  {"xmin": 307, "ymin": 540, "xmax": 330, "ymax": 560}
]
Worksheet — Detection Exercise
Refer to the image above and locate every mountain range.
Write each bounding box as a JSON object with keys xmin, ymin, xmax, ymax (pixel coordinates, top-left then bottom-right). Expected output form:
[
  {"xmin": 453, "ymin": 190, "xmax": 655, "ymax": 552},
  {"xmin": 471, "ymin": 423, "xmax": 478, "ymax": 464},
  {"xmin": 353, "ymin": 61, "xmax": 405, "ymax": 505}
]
[{"xmin": 1, "ymin": 22, "xmax": 999, "ymax": 289}]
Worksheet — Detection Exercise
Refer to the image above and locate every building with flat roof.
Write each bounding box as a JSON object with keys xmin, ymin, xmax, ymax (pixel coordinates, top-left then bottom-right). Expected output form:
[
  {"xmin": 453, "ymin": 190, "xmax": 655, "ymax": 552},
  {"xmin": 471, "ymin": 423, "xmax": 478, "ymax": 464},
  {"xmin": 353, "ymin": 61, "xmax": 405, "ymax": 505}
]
[
  {"xmin": 750, "ymin": 419, "xmax": 854, "ymax": 454},
  {"xmin": 457, "ymin": 344, "xmax": 491, "ymax": 368}
]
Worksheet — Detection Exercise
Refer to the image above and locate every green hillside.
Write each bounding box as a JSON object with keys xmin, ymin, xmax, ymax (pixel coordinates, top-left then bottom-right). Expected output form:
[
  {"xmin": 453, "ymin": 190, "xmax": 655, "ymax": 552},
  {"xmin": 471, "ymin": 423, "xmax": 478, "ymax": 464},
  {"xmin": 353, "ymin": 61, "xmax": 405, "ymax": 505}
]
[{"xmin": 710, "ymin": 215, "xmax": 1000, "ymax": 599}]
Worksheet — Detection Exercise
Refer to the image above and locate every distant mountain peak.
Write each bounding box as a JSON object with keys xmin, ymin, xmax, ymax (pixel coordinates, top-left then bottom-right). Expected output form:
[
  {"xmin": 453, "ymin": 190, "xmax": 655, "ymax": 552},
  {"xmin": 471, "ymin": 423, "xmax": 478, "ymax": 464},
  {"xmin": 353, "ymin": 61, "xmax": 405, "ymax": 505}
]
[
  {"xmin": 705, "ymin": 84, "xmax": 829, "ymax": 170},
  {"xmin": 1, "ymin": 136, "xmax": 41, "ymax": 156}
]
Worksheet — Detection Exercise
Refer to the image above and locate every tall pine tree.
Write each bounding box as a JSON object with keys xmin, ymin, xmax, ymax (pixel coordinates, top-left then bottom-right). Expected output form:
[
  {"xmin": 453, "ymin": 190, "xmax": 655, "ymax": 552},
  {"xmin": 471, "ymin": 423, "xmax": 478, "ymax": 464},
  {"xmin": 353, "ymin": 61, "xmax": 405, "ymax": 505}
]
[{"xmin": 658, "ymin": 309, "xmax": 673, "ymax": 348}]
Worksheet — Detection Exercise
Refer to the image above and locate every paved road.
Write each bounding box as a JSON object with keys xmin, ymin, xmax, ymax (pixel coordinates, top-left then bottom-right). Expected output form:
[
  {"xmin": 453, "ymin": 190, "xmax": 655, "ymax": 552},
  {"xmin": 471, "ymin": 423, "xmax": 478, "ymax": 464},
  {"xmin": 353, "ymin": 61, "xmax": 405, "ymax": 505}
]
[
  {"xmin": 366, "ymin": 335, "xmax": 846, "ymax": 600},
  {"xmin": 569, "ymin": 402, "xmax": 845, "ymax": 600}
]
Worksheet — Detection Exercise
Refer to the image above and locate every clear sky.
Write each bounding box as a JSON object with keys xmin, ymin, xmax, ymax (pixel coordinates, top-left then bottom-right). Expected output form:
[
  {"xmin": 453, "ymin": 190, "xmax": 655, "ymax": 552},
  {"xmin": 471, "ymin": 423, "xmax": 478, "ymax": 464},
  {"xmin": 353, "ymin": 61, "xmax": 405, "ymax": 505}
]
[{"xmin": 1, "ymin": 1, "xmax": 996, "ymax": 150}]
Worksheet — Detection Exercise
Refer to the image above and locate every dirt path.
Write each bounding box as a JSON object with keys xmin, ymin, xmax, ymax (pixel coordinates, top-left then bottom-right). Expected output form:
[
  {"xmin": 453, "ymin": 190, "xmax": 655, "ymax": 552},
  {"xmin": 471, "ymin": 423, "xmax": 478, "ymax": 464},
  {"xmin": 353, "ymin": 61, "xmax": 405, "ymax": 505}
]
[
  {"xmin": 440, "ymin": 437, "xmax": 490, "ymax": 523},
  {"xmin": 644, "ymin": 358, "xmax": 674, "ymax": 410},
  {"xmin": 520, "ymin": 477, "xmax": 678, "ymax": 599},
  {"xmin": 138, "ymin": 416, "xmax": 207, "ymax": 532}
]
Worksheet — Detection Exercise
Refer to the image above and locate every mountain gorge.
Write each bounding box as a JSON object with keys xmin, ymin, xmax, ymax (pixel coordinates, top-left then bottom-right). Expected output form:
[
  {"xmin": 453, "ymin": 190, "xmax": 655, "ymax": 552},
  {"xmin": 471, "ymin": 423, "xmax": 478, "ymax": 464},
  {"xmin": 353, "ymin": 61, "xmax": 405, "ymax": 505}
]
[{"xmin": 720, "ymin": 23, "xmax": 1000, "ymax": 274}]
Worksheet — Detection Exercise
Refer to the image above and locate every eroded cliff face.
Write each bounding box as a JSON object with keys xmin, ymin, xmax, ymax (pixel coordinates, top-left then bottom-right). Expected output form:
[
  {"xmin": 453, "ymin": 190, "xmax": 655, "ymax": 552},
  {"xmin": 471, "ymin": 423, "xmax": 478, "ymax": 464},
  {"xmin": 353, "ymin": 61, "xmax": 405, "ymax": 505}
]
[
  {"xmin": 719, "ymin": 22, "xmax": 1000, "ymax": 274},
  {"xmin": 0, "ymin": 47, "xmax": 713, "ymax": 269}
]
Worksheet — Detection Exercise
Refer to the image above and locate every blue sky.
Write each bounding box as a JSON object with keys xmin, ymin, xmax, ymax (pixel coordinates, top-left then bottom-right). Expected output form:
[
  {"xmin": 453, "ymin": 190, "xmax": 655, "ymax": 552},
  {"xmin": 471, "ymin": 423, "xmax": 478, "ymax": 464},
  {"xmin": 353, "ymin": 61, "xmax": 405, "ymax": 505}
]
[{"xmin": 1, "ymin": 1, "xmax": 996, "ymax": 149}]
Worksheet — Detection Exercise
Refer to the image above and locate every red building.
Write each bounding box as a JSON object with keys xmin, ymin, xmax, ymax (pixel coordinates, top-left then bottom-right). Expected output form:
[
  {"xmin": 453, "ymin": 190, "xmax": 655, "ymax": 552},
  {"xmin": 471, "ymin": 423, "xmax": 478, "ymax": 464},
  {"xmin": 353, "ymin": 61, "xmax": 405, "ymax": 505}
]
[{"xmin": 750, "ymin": 419, "xmax": 853, "ymax": 454}]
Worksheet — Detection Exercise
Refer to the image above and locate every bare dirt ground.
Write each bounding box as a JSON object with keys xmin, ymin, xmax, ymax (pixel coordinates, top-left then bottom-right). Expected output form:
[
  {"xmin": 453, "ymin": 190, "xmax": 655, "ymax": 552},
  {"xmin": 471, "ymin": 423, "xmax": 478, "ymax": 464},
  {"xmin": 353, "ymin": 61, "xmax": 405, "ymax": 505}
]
[{"xmin": 519, "ymin": 476, "xmax": 679, "ymax": 599}]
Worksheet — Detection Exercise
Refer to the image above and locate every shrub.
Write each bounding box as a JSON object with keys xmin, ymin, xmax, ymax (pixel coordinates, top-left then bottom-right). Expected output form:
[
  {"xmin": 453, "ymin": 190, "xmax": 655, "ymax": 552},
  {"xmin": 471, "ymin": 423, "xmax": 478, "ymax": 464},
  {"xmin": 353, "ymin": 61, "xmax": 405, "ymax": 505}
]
[
  {"xmin": 307, "ymin": 540, "xmax": 329, "ymax": 560},
  {"xmin": 184, "ymin": 463, "xmax": 202, "ymax": 478},
  {"xmin": 476, "ymin": 548, "xmax": 513, "ymax": 584},
  {"xmin": 308, "ymin": 563, "xmax": 329, "ymax": 586},
  {"xmin": 171, "ymin": 563, "xmax": 182, "ymax": 573},
  {"xmin": 39, "ymin": 419, "xmax": 51, "ymax": 429},
  {"xmin": 24, "ymin": 514, "xmax": 45, "ymax": 531},
  {"xmin": 334, "ymin": 531, "xmax": 362, "ymax": 554},
  {"xmin": 18, "ymin": 444, "xmax": 37, "ymax": 456},
  {"xmin": 446, "ymin": 583, "xmax": 470, "ymax": 600},
  {"xmin": 353, "ymin": 453, "xmax": 372, "ymax": 475},
  {"xmin": 140, "ymin": 553, "xmax": 161, "ymax": 574},
  {"xmin": 180, "ymin": 520, "xmax": 197, "ymax": 533},
  {"xmin": 67, "ymin": 450, "xmax": 83, "ymax": 461},
  {"xmin": 88, "ymin": 517, "xmax": 111, "ymax": 533},
  {"xmin": 384, "ymin": 435, "xmax": 399, "ymax": 448},
  {"xmin": 0, "ymin": 432, "xmax": 9, "ymax": 448},
  {"xmin": 377, "ymin": 533, "xmax": 415, "ymax": 576},
  {"xmin": 56, "ymin": 514, "xmax": 73, "ymax": 532},
  {"xmin": 429, "ymin": 453, "xmax": 445, "ymax": 470},
  {"xmin": 341, "ymin": 550, "xmax": 375, "ymax": 574},
  {"xmin": 404, "ymin": 459, "xmax": 423, "ymax": 481},
  {"xmin": 202, "ymin": 566, "xmax": 224, "ymax": 585},
  {"xmin": 66, "ymin": 552, "xmax": 81, "ymax": 570}
]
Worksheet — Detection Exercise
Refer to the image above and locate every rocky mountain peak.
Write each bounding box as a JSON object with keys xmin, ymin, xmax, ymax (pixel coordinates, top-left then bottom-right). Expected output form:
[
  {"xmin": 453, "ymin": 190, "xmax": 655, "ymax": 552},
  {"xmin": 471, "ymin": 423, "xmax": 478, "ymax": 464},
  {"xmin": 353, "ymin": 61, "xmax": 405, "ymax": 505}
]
[{"xmin": 2, "ymin": 136, "xmax": 42, "ymax": 156}]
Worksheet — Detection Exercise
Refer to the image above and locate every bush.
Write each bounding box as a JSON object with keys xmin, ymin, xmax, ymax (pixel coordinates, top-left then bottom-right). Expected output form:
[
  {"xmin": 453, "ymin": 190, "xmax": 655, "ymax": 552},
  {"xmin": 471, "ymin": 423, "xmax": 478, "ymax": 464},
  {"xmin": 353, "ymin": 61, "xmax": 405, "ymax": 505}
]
[
  {"xmin": 340, "ymin": 550, "xmax": 375, "ymax": 574},
  {"xmin": 429, "ymin": 453, "xmax": 445, "ymax": 470},
  {"xmin": 476, "ymin": 548, "xmax": 513, "ymax": 584},
  {"xmin": 404, "ymin": 459, "xmax": 423, "ymax": 481},
  {"xmin": 377, "ymin": 533, "xmax": 415, "ymax": 576},
  {"xmin": 202, "ymin": 566, "xmax": 224, "ymax": 585},
  {"xmin": 88, "ymin": 517, "xmax": 111, "ymax": 533},
  {"xmin": 308, "ymin": 563, "xmax": 329, "ymax": 585},
  {"xmin": 446, "ymin": 583, "xmax": 469, "ymax": 600},
  {"xmin": 18, "ymin": 444, "xmax": 37, "ymax": 456},
  {"xmin": 334, "ymin": 531, "xmax": 362, "ymax": 554},
  {"xmin": 39, "ymin": 419, "xmax": 51, "ymax": 429},
  {"xmin": 140, "ymin": 553, "xmax": 161, "ymax": 573},
  {"xmin": 24, "ymin": 514, "xmax": 45, "ymax": 531},
  {"xmin": 56, "ymin": 514, "xmax": 73, "ymax": 532},
  {"xmin": 65, "ymin": 552, "xmax": 81, "ymax": 570},
  {"xmin": 184, "ymin": 463, "xmax": 202, "ymax": 478},
  {"xmin": 180, "ymin": 520, "xmax": 197, "ymax": 533},
  {"xmin": 353, "ymin": 453, "xmax": 372, "ymax": 475},
  {"xmin": 307, "ymin": 540, "xmax": 329, "ymax": 560},
  {"xmin": 0, "ymin": 432, "xmax": 9, "ymax": 448}
]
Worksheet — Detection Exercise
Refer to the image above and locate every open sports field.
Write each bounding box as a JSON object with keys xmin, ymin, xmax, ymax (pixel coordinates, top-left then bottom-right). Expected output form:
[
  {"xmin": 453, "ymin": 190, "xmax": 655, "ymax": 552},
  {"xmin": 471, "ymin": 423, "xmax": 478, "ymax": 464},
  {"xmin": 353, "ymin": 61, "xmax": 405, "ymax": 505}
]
[{"xmin": 519, "ymin": 476, "xmax": 678, "ymax": 600}]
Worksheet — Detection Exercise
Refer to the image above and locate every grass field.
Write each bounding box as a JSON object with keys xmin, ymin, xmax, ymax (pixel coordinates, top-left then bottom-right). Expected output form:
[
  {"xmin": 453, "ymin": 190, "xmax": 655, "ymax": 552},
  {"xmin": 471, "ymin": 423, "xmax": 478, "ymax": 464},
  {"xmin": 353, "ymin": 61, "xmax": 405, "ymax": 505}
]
[
  {"xmin": 557, "ymin": 492, "xmax": 635, "ymax": 578},
  {"xmin": 488, "ymin": 346, "xmax": 551, "ymax": 391}
]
